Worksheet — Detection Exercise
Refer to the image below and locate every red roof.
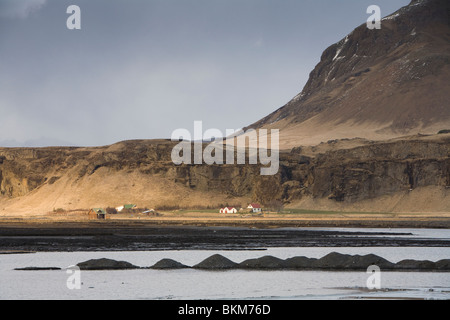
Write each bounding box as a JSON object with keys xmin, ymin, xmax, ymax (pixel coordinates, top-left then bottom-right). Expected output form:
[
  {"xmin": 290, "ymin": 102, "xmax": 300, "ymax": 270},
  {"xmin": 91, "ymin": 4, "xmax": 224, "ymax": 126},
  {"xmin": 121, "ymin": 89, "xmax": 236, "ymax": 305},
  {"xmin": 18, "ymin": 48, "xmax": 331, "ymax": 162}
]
[{"xmin": 249, "ymin": 203, "xmax": 261, "ymax": 208}]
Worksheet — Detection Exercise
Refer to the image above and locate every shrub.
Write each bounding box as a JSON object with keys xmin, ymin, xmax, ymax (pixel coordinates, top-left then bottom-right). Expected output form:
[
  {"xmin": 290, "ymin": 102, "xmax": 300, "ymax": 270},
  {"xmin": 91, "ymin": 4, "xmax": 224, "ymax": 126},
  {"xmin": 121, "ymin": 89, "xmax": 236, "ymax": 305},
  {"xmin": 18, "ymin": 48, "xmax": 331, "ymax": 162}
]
[{"xmin": 106, "ymin": 207, "xmax": 118, "ymax": 214}]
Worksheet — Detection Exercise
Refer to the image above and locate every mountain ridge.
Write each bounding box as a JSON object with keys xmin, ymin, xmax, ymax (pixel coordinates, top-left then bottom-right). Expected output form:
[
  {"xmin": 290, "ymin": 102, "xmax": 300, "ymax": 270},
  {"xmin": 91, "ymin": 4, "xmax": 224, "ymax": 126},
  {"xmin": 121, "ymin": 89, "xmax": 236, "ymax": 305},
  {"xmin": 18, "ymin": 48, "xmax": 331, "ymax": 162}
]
[{"xmin": 246, "ymin": 0, "xmax": 450, "ymax": 149}]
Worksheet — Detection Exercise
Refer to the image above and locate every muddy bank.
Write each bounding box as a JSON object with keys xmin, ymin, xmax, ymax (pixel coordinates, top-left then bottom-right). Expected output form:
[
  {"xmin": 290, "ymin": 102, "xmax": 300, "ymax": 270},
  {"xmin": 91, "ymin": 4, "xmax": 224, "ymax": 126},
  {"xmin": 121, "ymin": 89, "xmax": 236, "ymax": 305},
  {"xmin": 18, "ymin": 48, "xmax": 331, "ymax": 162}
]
[
  {"xmin": 15, "ymin": 253, "xmax": 450, "ymax": 272},
  {"xmin": 0, "ymin": 223, "xmax": 449, "ymax": 252},
  {"xmin": 1, "ymin": 217, "xmax": 450, "ymax": 229}
]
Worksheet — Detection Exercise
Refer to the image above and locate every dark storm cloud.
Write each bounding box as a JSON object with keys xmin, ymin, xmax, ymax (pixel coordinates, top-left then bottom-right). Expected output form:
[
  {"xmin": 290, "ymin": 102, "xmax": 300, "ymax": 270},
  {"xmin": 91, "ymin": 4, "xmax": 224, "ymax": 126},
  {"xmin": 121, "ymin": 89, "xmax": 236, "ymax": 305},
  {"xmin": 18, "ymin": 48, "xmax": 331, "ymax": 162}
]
[
  {"xmin": 0, "ymin": 0, "xmax": 48, "ymax": 19},
  {"xmin": 0, "ymin": 0, "xmax": 410, "ymax": 146}
]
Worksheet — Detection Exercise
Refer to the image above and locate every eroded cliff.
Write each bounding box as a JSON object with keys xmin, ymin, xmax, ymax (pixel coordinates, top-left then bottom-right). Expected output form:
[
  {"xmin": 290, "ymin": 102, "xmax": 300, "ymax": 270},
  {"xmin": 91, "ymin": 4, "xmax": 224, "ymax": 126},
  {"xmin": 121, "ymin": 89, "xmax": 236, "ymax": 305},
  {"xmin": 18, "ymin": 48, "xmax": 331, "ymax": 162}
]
[{"xmin": 0, "ymin": 134, "xmax": 449, "ymax": 214}]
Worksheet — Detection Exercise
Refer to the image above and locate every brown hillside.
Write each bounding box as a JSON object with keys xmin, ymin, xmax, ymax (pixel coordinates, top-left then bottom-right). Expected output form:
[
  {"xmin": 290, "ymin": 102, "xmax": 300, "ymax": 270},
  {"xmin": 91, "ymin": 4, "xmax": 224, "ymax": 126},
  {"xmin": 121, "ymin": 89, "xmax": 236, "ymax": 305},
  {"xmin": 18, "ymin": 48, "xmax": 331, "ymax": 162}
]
[{"xmin": 1, "ymin": 134, "xmax": 449, "ymax": 216}]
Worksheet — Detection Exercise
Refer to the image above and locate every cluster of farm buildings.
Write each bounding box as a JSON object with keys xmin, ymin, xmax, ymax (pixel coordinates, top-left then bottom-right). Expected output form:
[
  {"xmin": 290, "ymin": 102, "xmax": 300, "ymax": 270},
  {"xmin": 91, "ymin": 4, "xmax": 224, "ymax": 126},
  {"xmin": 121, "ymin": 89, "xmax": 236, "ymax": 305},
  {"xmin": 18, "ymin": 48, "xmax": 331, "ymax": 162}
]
[
  {"xmin": 219, "ymin": 203, "xmax": 262, "ymax": 214},
  {"xmin": 88, "ymin": 203, "xmax": 263, "ymax": 219},
  {"xmin": 88, "ymin": 204, "xmax": 150, "ymax": 220}
]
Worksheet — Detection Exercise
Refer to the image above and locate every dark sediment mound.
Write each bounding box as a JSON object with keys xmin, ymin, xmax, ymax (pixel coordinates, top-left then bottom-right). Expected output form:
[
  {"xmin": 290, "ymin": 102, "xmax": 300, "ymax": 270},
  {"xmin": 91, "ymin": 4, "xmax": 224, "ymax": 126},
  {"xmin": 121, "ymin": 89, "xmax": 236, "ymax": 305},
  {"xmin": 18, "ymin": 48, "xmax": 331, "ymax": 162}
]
[
  {"xmin": 239, "ymin": 256, "xmax": 287, "ymax": 269},
  {"xmin": 15, "ymin": 253, "xmax": 450, "ymax": 272},
  {"xmin": 193, "ymin": 254, "xmax": 237, "ymax": 270},
  {"xmin": 395, "ymin": 259, "xmax": 450, "ymax": 271},
  {"xmin": 354, "ymin": 254, "xmax": 396, "ymax": 270},
  {"xmin": 395, "ymin": 259, "xmax": 436, "ymax": 270},
  {"xmin": 77, "ymin": 258, "xmax": 139, "ymax": 270},
  {"xmin": 284, "ymin": 256, "xmax": 318, "ymax": 269},
  {"xmin": 151, "ymin": 259, "xmax": 189, "ymax": 270},
  {"xmin": 314, "ymin": 252, "xmax": 395, "ymax": 270},
  {"xmin": 435, "ymin": 259, "xmax": 450, "ymax": 270}
]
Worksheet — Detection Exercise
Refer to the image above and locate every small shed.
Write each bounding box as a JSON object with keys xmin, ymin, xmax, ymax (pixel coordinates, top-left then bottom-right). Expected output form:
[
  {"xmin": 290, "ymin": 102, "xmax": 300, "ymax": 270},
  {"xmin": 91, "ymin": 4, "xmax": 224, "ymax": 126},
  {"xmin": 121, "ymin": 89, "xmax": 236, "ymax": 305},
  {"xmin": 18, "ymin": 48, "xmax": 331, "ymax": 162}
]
[
  {"xmin": 124, "ymin": 204, "xmax": 137, "ymax": 210},
  {"xmin": 89, "ymin": 208, "xmax": 107, "ymax": 220},
  {"xmin": 247, "ymin": 203, "xmax": 262, "ymax": 213}
]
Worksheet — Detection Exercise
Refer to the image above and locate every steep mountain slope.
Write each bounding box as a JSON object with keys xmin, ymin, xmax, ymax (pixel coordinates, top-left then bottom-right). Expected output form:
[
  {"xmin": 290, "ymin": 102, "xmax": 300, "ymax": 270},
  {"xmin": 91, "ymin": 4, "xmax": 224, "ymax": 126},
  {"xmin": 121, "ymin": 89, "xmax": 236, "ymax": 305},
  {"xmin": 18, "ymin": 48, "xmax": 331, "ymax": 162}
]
[{"xmin": 247, "ymin": 0, "xmax": 450, "ymax": 149}]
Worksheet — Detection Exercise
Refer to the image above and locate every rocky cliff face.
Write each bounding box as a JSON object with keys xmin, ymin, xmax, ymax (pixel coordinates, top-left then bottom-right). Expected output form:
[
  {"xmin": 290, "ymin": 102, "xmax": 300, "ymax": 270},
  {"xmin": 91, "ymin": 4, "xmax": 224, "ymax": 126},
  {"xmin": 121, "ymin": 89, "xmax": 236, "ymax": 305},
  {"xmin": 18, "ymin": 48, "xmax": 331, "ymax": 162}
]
[
  {"xmin": 1, "ymin": 134, "xmax": 449, "ymax": 212},
  {"xmin": 307, "ymin": 137, "xmax": 450, "ymax": 203}
]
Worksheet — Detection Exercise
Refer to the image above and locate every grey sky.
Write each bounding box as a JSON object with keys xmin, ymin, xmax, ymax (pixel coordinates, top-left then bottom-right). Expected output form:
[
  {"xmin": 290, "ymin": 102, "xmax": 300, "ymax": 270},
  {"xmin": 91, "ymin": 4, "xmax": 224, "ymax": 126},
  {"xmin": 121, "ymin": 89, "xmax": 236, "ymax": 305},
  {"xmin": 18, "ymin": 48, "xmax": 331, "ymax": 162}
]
[{"xmin": 0, "ymin": 0, "xmax": 410, "ymax": 147}]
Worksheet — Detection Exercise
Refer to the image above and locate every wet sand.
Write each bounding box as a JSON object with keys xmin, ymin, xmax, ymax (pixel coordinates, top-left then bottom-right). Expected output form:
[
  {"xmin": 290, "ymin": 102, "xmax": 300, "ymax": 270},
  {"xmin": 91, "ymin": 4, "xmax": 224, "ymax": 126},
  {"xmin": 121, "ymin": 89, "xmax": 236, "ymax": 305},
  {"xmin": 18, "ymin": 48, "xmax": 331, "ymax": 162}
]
[{"xmin": 0, "ymin": 219, "xmax": 449, "ymax": 252}]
